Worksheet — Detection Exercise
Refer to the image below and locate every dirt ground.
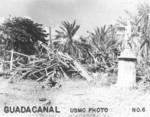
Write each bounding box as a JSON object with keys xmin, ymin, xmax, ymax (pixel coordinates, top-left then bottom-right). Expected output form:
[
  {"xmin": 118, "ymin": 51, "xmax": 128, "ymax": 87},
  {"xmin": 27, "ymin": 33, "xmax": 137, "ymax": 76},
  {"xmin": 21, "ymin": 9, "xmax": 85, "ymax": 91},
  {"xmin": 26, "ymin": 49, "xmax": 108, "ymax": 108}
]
[{"xmin": 0, "ymin": 77, "xmax": 150, "ymax": 117}]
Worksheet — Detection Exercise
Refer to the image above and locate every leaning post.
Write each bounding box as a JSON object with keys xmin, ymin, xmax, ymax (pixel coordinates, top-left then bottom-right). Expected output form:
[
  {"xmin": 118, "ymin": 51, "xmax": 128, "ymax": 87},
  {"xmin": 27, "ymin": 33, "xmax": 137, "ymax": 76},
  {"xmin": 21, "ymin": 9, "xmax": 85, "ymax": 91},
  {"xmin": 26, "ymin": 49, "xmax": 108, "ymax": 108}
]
[{"xmin": 10, "ymin": 49, "xmax": 14, "ymax": 71}]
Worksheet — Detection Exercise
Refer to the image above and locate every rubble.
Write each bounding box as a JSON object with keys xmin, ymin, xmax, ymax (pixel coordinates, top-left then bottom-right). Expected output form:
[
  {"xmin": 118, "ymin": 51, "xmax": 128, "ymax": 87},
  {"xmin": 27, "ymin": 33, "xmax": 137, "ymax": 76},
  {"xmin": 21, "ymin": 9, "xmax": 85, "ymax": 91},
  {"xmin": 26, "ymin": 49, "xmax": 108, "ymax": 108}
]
[{"xmin": 0, "ymin": 42, "xmax": 94, "ymax": 87}]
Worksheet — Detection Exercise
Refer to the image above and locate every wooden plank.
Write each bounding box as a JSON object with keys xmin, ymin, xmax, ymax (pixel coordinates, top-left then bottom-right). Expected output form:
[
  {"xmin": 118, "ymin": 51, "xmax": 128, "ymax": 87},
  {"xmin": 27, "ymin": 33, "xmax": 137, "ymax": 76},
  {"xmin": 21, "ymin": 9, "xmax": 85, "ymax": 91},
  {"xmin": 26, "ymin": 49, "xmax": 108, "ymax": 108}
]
[
  {"xmin": 6, "ymin": 50, "xmax": 30, "ymax": 58},
  {"xmin": 73, "ymin": 60, "xmax": 93, "ymax": 81}
]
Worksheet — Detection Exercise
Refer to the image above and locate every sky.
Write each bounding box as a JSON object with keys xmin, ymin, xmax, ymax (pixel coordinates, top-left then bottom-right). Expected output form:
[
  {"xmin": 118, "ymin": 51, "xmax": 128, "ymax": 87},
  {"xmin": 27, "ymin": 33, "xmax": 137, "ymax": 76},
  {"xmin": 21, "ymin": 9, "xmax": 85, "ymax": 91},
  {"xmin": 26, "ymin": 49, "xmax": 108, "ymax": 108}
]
[{"xmin": 0, "ymin": 0, "xmax": 150, "ymax": 35}]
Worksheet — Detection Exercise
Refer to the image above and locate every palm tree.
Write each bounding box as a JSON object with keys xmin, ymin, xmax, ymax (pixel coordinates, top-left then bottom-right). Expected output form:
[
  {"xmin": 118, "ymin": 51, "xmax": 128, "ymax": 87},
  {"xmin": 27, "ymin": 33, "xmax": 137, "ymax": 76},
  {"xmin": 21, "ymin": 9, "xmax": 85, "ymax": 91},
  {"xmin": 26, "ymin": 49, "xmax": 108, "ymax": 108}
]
[
  {"xmin": 89, "ymin": 25, "xmax": 118, "ymax": 72},
  {"xmin": 55, "ymin": 20, "xmax": 81, "ymax": 58},
  {"xmin": 89, "ymin": 25, "xmax": 117, "ymax": 54},
  {"xmin": 137, "ymin": 3, "xmax": 150, "ymax": 59},
  {"xmin": 117, "ymin": 3, "xmax": 150, "ymax": 59}
]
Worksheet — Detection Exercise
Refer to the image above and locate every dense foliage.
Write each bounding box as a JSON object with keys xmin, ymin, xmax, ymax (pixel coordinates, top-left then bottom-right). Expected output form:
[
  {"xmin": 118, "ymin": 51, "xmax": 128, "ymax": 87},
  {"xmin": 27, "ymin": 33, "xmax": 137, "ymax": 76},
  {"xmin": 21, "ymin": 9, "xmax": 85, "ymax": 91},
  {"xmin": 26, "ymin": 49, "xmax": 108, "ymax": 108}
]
[
  {"xmin": 116, "ymin": 3, "xmax": 150, "ymax": 88},
  {"xmin": 0, "ymin": 17, "xmax": 48, "ymax": 55}
]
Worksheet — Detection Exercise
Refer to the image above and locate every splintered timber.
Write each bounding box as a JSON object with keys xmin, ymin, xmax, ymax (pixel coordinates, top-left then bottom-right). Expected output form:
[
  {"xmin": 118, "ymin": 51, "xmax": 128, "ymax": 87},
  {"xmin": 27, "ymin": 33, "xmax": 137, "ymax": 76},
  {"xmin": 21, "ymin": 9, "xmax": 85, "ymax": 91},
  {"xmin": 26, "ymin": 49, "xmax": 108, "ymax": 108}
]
[{"xmin": 4, "ymin": 106, "xmax": 61, "ymax": 113}]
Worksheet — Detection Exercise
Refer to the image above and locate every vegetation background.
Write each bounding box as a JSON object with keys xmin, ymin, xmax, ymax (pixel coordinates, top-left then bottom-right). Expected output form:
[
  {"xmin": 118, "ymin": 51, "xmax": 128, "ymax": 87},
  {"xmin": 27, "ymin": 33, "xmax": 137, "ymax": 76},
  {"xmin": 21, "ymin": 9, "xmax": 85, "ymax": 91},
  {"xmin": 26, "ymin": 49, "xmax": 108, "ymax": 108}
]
[
  {"xmin": 0, "ymin": 2, "xmax": 150, "ymax": 117},
  {"xmin": 0, "ymin": 3, "xmax": 150, "ymax": 89}
]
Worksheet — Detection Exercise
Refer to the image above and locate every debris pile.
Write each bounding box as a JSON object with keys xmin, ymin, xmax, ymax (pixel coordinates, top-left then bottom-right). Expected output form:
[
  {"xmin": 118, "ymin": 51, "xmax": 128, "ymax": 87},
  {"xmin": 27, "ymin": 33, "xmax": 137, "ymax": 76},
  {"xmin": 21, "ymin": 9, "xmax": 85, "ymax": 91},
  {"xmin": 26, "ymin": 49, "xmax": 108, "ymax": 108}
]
[{"xmin": 1, "ymin": 42, "xmax": 93, "ymax": 87}]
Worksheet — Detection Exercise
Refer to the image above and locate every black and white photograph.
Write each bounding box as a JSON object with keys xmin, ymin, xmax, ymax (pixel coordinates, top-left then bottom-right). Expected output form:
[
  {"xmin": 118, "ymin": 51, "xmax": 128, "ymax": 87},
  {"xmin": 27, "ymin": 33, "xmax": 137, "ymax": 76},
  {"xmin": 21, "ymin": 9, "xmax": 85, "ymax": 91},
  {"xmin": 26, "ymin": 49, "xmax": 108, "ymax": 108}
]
[{"xmin": 0, "ymin": 0, "xmax": 150, "ymax": 117}]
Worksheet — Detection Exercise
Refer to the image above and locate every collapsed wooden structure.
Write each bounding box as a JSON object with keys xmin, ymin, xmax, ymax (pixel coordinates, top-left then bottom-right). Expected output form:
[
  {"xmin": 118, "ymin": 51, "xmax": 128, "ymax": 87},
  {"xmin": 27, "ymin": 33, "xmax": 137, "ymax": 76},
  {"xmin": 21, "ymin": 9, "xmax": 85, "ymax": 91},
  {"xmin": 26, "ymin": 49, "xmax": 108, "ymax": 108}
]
[{"xmin": 0, "ymin": 42, "xmax": 93, "ymax": 86}]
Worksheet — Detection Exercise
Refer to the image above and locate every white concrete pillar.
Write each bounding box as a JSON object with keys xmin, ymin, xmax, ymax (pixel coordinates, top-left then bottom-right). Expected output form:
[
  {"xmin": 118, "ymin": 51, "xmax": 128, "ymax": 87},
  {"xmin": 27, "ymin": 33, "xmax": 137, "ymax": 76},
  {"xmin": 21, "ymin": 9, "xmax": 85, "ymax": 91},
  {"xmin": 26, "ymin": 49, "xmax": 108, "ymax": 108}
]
[{"xmin": 116, "ymin": 48, "xmax": 137, "ymax": 89}]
